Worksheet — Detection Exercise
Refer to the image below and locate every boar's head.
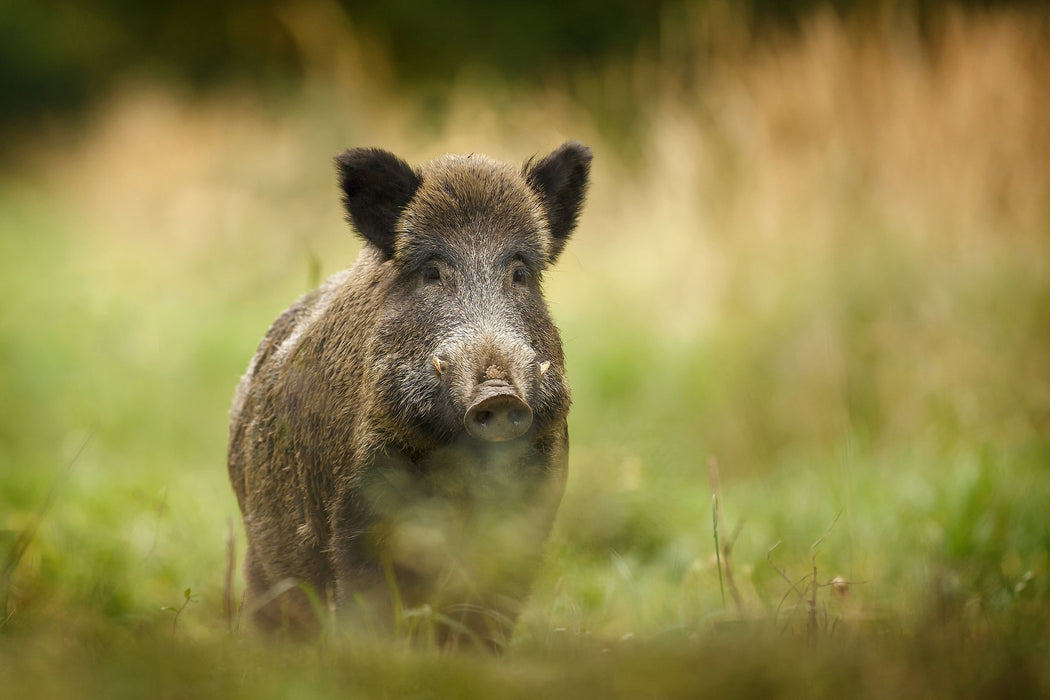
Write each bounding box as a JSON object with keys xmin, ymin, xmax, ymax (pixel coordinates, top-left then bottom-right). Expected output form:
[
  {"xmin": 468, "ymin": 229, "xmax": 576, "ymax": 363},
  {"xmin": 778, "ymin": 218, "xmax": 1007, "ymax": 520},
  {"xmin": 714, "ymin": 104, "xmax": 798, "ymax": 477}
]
[{"xmin": 336, "ymin": 143, "xmax": 591, "ymax": 455}]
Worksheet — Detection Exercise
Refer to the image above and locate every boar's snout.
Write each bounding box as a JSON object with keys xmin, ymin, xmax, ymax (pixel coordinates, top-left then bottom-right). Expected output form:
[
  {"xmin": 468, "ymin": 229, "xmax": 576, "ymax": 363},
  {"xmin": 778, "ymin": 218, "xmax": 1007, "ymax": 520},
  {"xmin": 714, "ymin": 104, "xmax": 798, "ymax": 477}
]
[{"xmin": 464, "ymin": 381, "xmax": 533, "ymax": 442}]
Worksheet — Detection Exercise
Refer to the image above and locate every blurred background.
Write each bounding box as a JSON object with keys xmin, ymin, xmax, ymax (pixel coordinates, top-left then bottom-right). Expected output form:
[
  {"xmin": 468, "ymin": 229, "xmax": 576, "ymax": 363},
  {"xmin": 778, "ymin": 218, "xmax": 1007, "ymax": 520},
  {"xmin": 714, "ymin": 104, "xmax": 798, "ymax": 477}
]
[{"xmin": 1, "ymin": 0, "xmax": 1049, "ymax": 692}]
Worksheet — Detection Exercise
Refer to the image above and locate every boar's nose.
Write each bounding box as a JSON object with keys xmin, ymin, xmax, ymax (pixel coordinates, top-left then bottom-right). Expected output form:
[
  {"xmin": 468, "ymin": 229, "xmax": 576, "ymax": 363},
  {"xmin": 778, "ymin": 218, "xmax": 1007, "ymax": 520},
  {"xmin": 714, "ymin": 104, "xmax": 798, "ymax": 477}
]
[{"xmin": 465, "ymin": 383, "xmax": 533, "ymax": 442}]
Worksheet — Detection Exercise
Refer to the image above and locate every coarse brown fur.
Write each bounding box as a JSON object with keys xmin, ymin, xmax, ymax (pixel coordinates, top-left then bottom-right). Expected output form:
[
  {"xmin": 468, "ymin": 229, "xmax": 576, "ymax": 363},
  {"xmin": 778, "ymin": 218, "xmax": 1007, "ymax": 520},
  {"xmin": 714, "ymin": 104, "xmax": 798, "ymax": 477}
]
[{"xmin": 228, "ymin": 143, "xmax": 591, "ymax": 646}]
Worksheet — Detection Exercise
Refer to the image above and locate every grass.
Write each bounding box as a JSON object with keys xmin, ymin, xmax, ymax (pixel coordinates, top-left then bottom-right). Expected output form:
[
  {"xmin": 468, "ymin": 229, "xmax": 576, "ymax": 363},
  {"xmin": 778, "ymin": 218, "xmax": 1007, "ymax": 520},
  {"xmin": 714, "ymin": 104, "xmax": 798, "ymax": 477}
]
[{"xmin": 2, "ymin": 5, "xmax": 1049, "ymax": 696}]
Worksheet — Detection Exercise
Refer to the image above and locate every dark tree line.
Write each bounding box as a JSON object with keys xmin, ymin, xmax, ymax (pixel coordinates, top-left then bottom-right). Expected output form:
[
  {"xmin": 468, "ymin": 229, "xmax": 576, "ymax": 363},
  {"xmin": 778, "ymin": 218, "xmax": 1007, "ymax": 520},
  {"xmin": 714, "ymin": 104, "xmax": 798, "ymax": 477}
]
[{"xmin": 0, "ymin": 0, "xmax": 1043, "ymax": 128}]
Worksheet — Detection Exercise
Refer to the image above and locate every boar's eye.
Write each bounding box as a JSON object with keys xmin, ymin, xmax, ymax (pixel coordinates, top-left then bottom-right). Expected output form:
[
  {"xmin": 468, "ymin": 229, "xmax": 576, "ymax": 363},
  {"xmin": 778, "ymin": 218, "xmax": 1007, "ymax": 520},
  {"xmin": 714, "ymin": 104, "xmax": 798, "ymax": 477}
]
[
  {"xmin": 511, "ymin": 259, "xmax": 530, "ymax": 285},
  {"xmin": 421, "ymin": 264, "xmax": 442, "ymax": 285}
]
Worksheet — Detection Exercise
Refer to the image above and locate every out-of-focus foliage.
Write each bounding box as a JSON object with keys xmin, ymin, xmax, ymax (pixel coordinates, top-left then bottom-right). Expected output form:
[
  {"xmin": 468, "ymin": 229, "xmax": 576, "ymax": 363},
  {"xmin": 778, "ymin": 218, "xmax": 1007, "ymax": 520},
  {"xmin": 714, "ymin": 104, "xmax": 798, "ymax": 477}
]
[
  {"xmin": 2, "ymin": 0, "xmax": 1048, "ymax": 129},
  {"xmin": 1, "ymin": 1, "xmax": 1049, "ymax": 696},
  {"xmin": 0, "ymin": 0, "xmax": 297, "ymax": 125}
]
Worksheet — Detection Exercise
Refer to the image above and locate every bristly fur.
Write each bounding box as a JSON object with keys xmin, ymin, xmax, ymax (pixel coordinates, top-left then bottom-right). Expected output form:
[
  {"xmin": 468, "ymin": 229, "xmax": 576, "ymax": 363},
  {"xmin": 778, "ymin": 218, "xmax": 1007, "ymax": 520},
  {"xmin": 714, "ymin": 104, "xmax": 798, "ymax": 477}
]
[{"xmin": 229, "ymin": 143, "xmax": 591, "ymax": 647}]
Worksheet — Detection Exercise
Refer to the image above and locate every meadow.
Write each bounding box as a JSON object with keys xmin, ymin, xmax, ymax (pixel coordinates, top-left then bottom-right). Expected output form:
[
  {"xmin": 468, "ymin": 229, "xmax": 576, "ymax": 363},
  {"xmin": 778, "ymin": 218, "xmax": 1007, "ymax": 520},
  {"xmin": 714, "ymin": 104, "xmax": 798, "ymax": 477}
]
[{"xmin": 2, "ymin": 6, "xmax": 1049, "ymax": 697}]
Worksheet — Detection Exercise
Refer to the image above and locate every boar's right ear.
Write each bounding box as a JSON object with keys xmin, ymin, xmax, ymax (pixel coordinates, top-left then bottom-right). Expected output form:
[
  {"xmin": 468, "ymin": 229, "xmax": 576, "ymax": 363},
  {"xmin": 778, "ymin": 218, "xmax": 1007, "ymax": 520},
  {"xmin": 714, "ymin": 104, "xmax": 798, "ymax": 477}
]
[
  {"xmin": 335, "ymin": 148, "xmax": 422, "ymax": 258},
  {"xmin": 524, "ymin": 141, "xmax": 592, "ymax": 262}
]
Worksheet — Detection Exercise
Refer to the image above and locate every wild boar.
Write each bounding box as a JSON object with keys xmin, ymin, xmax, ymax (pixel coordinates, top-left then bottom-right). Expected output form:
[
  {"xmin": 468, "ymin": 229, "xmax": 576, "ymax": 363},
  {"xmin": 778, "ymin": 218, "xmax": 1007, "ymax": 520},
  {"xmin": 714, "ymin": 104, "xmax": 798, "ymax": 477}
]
[{"xmin": 227, "ymin": 142, "xmax": 591, "ymax": 647}]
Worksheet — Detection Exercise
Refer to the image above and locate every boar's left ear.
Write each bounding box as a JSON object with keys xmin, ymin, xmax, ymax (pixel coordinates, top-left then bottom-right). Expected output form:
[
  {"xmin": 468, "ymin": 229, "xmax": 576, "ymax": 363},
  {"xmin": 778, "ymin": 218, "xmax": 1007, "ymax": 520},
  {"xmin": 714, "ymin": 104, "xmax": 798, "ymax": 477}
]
[
  {"xmin": 335, "ymin": 148, "xmax": 422, "ymax": 259},
  {"xmin": 524, "ymin": 141, "xmax": 592, "ymax": 262}
]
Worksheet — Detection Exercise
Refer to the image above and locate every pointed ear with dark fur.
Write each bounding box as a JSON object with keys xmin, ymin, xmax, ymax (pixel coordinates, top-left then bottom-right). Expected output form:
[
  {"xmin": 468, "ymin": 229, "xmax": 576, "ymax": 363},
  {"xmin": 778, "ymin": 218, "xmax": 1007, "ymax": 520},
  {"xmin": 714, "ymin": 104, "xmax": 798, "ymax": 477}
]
[
  {"xmin": 335, "ymin": 148, "xmax": 422, "ymax": 258},
  {"xmin": 524, "ymin": 141, "xmax": 592, "ymax": 262}
]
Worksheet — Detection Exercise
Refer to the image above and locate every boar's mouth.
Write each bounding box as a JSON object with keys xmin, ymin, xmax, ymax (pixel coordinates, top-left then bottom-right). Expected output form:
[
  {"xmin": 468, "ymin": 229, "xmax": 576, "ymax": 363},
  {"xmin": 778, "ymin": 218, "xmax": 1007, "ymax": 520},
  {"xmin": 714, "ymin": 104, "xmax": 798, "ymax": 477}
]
[{"xmin": 464, "ymin": 380, "xmax": 533, "ymax": 442}]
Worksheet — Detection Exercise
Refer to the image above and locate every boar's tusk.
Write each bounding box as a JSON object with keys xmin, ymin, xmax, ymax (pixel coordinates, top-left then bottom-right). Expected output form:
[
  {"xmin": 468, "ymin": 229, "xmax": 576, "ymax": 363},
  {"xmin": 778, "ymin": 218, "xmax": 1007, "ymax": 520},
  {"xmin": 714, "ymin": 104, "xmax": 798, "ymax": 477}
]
[
  {"xmin": 432, "ymin": 357, "xmax": 443, "ymax": 376},
  {"xmin": 538, "ymin": 361, "xmax": 551, "ymax": 377}
]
